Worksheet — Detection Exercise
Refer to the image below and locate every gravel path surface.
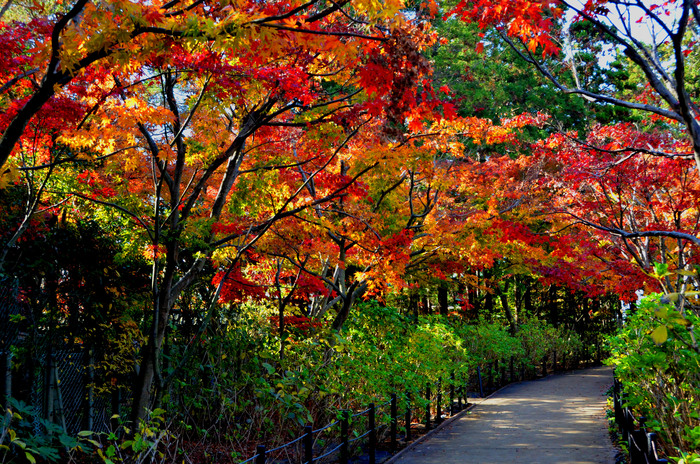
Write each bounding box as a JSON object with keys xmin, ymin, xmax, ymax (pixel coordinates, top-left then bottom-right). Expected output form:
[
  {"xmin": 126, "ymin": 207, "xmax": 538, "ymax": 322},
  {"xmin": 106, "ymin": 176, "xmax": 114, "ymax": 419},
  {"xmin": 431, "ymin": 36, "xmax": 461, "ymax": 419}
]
[{"xmin": 390, "ymin": 366, "xmax": 616, "ymax": 464}]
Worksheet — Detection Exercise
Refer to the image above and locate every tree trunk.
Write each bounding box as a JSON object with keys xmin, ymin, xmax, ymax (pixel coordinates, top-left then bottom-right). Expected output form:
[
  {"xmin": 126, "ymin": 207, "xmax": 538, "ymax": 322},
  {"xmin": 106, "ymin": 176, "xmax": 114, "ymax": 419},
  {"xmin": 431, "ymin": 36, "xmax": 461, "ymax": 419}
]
[
  {"xmin": 468, "ymin": 286, "xmax": 479, "ymax": 319},
  {"xmin": 524, "ymin": 282, "xmax": 533, "ymax": 314},
  {"xmin": 331, "ymin": 298, "xmax": 354, "ymax": 332},
  {"xmin": 131, "ymin": 279, "xmax": 173, "ymax": 422},
  {"xmin": 496, "ymin": 281, "xmax": 515, "ymax": 334},
  {"xmin": 548, "ymin": 286, "xmax": 558, "ymax": 327},
  {"xmin": 484, "ymin": 290, "xmax": 494, "ymax": 314},
  {"xmin": 438, "ymin": 284, "xmax": 448, "ymax": 316}
]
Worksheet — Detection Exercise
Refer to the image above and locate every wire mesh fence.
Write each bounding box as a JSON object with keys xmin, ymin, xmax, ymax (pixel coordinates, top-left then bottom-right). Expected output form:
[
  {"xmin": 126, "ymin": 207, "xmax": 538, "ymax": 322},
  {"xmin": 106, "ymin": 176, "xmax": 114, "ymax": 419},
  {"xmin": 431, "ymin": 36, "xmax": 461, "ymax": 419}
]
[
  {"xmin": 1, "ymin": 276, "xmax": 21, "ymax": 407},
  {"xmin": 1, "ymin": 276, "xmax": 119, "ymax": 435}
]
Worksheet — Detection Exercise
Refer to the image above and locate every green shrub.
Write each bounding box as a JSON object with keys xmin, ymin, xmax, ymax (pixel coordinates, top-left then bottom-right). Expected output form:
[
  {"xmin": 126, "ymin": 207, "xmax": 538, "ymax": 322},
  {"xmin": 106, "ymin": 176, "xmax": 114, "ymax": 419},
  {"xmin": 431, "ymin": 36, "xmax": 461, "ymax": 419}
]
[
  {"xmin": 0, "ymin": 398, "xmax": 89, "ymax": 464},
  {"xmin": 462, "ymin": 319, "xmax": 522, "ymax": 364},
  {"xmin": 607, "ymin": 293, "xmax": 700, "ymax": 460}
]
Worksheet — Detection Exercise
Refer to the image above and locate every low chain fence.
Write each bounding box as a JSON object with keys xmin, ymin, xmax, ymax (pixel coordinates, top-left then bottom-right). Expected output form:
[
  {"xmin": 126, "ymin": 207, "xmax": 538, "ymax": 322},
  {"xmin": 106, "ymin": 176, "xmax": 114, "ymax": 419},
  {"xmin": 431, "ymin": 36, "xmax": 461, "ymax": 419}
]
[
  {"xmin": 238, "ymin": 350, "xmax": 602, "ymax": 464},
  {"xmin": 613, "ymin": 376, "xmax": 668, "ymax": 464}
]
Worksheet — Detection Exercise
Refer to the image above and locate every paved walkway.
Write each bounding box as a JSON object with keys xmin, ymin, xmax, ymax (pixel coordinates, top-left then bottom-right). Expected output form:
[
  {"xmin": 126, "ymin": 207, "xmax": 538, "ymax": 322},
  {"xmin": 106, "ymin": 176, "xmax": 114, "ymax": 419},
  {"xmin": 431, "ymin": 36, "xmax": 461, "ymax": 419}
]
[{"xmin": 392, "ymin": 366, "xmax": 617, "ymax": 464}]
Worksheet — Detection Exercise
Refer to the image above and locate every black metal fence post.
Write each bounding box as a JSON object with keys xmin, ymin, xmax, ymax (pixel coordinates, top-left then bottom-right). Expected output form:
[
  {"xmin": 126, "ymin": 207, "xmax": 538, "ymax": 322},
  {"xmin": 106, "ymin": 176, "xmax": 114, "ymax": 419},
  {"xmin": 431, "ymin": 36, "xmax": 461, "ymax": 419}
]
[
  {"xmin": 255, "ymin": 445, "xmax": 266, "ymax": 464},
  {"xmin": 457, "ymin": 373, "xmax": 463, "ymax": 410},
  {"xmin": 612, "ymin": 376, "xmax": 670, "ymax": 464},
  {"xmin": 436, "ymin": 378, "xmax": 442, "ymax": 424},
  {"xmin": 304, "ymin": 424, "xmax": 313, "ymax": 464},
  {"xmin": 509, "ymin": 356, "xmax": 514, "ymax": 383},
  {"xmin": 369, "ymin": 403, "xmax": 376, "ymax": 464},
  {"xmin": 425, "ymin": 383, "xmax": 431, "ymax": 430},
  {"xmin": 477, "ymin": 365, "xmax": 484, "ymax": 397},
  {"xmin": 405, "ymin": 395, "xmax": 412, "ymax": 442},
  {"xmin": 390, "ymin": 393, "xmax": 397, "ymax": 450},
  {"xmin": 450, "ymin": 372, "xmax": 455, "ymax": 415},
  {"xmin": 542, "ymin": 356, "xmax": 547, "ymax": 377},
  {"xmin": 340, "ymin": 410, "xmax": 349, "ymax": 464}
]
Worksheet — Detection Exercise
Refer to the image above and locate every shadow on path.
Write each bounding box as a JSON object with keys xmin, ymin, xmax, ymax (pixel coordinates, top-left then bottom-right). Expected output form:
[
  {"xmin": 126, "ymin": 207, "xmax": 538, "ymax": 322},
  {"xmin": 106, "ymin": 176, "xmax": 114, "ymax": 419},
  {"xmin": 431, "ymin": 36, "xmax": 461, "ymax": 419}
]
[{"xmin": 390, "ymin": 366, "xmax": 616, "ymax": 464}]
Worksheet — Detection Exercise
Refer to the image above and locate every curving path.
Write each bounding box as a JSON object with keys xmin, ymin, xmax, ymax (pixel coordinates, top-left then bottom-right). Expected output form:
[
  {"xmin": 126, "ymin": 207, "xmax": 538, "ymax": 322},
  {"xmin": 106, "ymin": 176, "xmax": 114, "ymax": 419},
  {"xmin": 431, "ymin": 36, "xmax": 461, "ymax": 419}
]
[{"xmin": 389, "ymin": 366, "xmax": 617, "ymax": 464}]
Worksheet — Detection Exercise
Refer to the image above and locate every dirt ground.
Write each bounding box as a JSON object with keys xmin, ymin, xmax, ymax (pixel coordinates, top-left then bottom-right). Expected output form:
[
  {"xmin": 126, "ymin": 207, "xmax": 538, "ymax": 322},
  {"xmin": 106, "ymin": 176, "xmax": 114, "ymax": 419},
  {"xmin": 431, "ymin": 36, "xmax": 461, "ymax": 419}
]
[{"xmin": 388, "ymin": 366, "xmax": 617, "ymax": 464}]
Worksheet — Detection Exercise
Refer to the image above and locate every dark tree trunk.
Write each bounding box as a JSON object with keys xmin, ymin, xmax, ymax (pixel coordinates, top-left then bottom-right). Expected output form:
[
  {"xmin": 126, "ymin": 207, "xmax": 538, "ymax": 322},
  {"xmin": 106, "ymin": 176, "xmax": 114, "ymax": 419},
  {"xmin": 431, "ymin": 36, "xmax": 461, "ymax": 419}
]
[
  {"xmin": 468, "ymin": 286, "xmax": 479, "ymax": 319},
  {"xmin": 548, "ymin": 286, "xmax": 558, "ymax": 327},
  {"xmin": 438, "ymin": 284, "xmax": 448, "ymax": 316},
  {"xmin": 484, "ymin": 290, "xmax": 494, "ymax": 314}
]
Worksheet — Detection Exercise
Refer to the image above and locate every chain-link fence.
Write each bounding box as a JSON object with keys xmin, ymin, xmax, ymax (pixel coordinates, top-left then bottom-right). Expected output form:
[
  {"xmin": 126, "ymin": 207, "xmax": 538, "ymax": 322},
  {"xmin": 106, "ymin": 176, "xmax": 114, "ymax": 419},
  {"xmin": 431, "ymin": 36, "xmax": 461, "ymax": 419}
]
[
  {"xmin": 1, "ymin": 276, "xmax": 21, "ymax": 409},
  {"xmin": 1, "ymin": 276, "xmax": 120, "ymax": 435}
]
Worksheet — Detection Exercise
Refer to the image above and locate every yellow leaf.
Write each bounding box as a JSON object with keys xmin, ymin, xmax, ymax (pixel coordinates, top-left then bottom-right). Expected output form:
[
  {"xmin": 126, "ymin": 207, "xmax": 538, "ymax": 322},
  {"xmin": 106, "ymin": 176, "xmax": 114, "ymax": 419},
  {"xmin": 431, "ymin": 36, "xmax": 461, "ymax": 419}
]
[
  {"xmin": 124, "ymin": 97, "xmax": 140, "ymax": 108},
  {"xmin": 665, "ymin": 293, "xmax": 679, "ymax": 302},
  {"xmin": 650, "ymin": 325, "xmax": 668, "ymax": 344},
  {"xmin": 674, "ymin": 269, "xmax": 697, "ymax": 276},
  {"xmin": 0, "ymin": 165, "xmax": 19, "ymax": 189},
  {"xmin": 654, "ymin": 307, "xmax": 668, "ymax": 318},
  {"xmin": 673, "ymin": 317, "xmax": 692, "ymax": 327}
]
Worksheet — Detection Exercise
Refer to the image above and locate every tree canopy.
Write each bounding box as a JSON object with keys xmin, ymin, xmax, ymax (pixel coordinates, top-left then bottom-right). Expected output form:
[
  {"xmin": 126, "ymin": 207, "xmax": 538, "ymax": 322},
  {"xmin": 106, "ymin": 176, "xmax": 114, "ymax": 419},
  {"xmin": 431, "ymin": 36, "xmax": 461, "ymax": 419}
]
[{"xmin": 1, "ymin": 0, "xmax": 699, "ymax": 459}]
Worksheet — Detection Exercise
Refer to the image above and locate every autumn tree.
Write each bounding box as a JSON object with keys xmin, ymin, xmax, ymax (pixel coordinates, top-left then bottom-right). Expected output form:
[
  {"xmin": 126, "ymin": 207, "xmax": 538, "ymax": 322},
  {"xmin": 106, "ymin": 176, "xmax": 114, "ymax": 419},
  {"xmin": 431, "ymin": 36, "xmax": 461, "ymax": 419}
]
[
  {"xmin": 534, "ymin": 124, "xmax": 700, "ymax": 295},
  {"xmin": 23, "ymin": 1, "xmax": 448, "ymax": 423},
  {"xmin": 443, "ymin": 1, "xmax": 699, "ymax": 304},
  {"xmin": 450, "ymin": 0, "xmax": 699, "ymax": 169}
]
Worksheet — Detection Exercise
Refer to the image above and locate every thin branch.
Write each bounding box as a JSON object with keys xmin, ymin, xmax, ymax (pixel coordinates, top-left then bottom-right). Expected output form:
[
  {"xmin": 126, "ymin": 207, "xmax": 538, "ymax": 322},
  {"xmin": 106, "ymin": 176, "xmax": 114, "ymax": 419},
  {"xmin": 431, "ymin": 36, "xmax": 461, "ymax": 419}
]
[
  {"xmin": 570, "ymin": 212, "xmax": 700, "ymax": 247},
  {"xmin": 497, "ymin": 30, "xmax": 683, "ymax": 123},
  {"xmin": 68, "ymin": 191, "xmax": 155, "ymax": 241},
  {"xmin": 239, "ymin": 156, "xmax": 322, "ymax": 174},
  {"xmin": 0, "ymin": 68, "xmax": 40, "ymax": 95},
  {"xmin": 256, "ymin": 23, "xmax": 387, "ymax": 41}
]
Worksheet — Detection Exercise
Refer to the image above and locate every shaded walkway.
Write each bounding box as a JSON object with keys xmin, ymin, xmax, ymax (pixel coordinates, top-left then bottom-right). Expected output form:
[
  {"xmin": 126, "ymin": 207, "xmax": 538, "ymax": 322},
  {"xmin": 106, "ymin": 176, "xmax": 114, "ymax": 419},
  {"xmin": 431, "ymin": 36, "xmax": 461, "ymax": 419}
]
[{"xmin": 390, "ymin": 366, "xmax": 616, "ymax": 464}]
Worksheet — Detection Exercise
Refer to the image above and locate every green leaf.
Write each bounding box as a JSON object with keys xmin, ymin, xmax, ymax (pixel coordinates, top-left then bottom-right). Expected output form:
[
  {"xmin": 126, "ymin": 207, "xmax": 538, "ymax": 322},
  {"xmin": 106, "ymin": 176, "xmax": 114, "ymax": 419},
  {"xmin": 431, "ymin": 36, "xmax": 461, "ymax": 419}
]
[
  {"xmin": 78, "ymin": 430, "xmax": 93, "ymax": 437},
  {"xmin": 25, "ymin": 452, "xmax": 36, "ymax": 464},
  {"xmin": 675, "ymin": 269, "xmax": 697, "ymax": 276},
  {"xmin": 654, "ymin": 262, "xmax": 671, "ymax": 277},
  {"xmin": 262, "ymin": 362, "xmax": 275, "ymax": 375},
  {"xmin": 650, "ymin": 325, "xmax": 668, "ymax": 344}
]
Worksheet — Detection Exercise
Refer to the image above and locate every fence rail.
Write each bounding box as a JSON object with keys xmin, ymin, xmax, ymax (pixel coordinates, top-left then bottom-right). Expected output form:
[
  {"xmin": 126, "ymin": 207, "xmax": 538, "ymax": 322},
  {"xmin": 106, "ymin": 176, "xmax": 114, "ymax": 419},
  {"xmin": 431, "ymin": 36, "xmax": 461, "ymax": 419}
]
[{"xmin": 613, "ymin": 377, "xmax": 669, "ymax": 464}]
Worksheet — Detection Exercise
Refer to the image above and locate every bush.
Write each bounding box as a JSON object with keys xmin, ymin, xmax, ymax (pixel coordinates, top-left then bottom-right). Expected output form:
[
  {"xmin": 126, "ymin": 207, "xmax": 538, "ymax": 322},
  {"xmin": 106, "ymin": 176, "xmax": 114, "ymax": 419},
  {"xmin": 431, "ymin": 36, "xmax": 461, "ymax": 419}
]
[
  {"xmin": 462, "ymin": 319, "xmax": 522, "ymax": 364},
  {"xmin": 0, "ymin": 398, "xmax": 89, "ymax": 463},
  {"xmin": 607, "ymin": 294, "xmax": 700, "ymax": 460}
]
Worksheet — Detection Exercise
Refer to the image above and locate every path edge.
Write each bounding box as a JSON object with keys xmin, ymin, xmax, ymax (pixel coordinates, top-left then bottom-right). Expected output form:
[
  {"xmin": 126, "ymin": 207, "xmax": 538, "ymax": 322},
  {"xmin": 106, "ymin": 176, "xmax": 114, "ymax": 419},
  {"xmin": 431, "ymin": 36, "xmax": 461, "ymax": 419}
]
[{"xmin": 381, "ymin": 383, "xmax": 514, "ymax": 464}]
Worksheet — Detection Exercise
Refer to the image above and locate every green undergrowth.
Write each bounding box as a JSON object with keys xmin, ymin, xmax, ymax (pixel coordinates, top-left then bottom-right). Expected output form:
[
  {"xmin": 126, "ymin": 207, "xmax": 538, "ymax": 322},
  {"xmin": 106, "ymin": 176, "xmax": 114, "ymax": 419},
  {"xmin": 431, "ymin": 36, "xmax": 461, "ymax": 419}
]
[
  {"xmin": 3, "ymin": 301, "xmax": 584, "ymax": 463},
  {"xmin": 607, "ymin": 294, "xmax": 700, "ymax": 463}
]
